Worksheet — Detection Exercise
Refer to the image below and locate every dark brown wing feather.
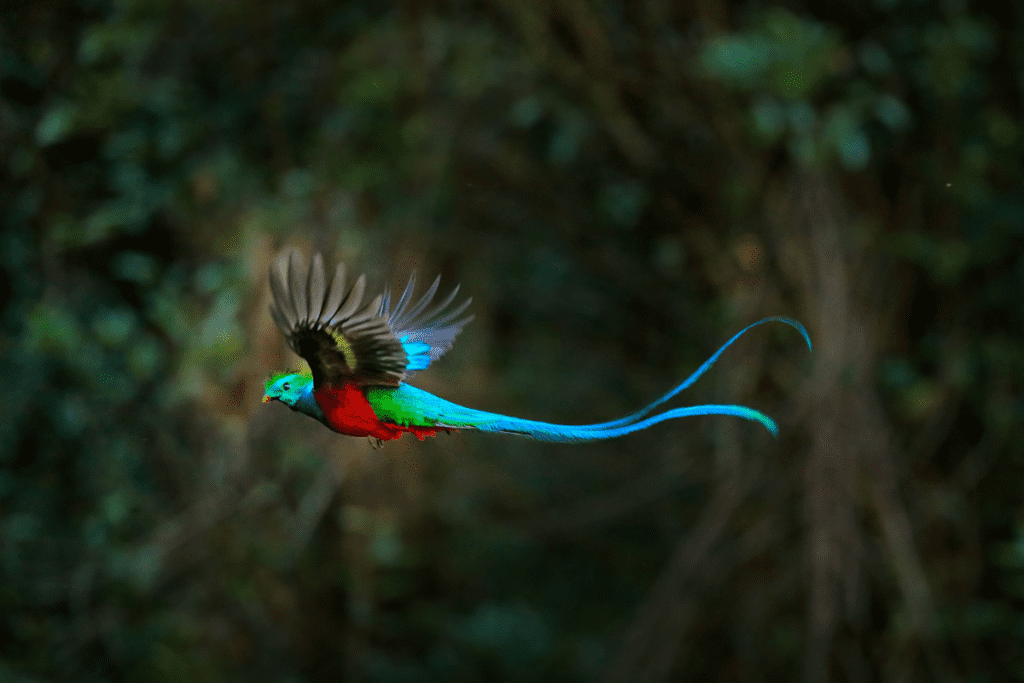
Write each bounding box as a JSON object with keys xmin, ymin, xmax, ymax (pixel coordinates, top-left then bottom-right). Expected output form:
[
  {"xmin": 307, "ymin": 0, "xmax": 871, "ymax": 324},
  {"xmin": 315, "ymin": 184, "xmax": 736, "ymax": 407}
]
[{"xmin": 268, "ymin": 250, "xmax": 407, "ymax": 388}]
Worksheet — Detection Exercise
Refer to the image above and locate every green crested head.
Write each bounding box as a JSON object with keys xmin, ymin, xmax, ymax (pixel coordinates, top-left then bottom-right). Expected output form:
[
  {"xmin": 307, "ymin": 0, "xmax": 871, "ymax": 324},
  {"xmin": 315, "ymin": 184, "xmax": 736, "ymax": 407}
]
[{"xmin": 262, "ymin": 370, "xmax": 313, "ymax": 408}]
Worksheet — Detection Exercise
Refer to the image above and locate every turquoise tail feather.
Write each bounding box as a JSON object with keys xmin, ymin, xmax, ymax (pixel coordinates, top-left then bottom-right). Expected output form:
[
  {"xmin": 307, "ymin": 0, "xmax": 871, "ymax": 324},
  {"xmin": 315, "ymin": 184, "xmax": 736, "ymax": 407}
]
[
  {"xmin": 449, "ymin": 403, "xmax": 779, "ymax": 441},
  {"xmin": 367, "ymin": 316, "xmax": 811, "ymax": 442},
  {"xmin": 567, "ymin": 316, "xmax": 811, "ymax": 432}
]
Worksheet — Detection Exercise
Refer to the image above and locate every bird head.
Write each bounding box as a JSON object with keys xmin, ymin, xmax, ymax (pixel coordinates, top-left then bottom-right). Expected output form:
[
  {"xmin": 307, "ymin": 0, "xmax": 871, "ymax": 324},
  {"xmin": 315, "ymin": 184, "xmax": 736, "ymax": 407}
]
[{"xmin": 263, "ymin": 371, "xmax": 312, "ymax": 409}]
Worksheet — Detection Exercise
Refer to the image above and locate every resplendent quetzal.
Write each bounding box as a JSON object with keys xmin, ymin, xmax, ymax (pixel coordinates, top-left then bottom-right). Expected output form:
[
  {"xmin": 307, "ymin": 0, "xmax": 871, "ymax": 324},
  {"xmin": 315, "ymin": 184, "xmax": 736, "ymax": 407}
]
[{"xmin": 262, "ymin": 250, "xmax": 811, "ymax": 444}]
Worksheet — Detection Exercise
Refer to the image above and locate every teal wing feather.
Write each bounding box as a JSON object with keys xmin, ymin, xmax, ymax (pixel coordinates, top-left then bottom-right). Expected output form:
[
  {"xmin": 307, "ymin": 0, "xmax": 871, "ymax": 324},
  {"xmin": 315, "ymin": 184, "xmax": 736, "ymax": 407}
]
[{"xmin": 376, "ymin": 269, "xmax": 474, "ymax": 375}]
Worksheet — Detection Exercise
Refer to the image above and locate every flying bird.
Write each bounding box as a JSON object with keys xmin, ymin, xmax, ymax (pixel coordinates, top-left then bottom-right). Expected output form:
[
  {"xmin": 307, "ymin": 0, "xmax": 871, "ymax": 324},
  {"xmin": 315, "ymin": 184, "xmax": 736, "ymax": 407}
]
[{"xmin": 262, "ymin": 250, "xmax": 811, "ymax": 445}]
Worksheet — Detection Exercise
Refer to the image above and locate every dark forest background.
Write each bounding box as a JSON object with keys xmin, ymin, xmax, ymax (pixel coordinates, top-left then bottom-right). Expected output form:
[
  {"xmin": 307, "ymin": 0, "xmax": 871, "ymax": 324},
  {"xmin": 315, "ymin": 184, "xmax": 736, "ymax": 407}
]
[{"xmin": 2, "ymin": 0, "xmax": 1023, "ymax": 681}]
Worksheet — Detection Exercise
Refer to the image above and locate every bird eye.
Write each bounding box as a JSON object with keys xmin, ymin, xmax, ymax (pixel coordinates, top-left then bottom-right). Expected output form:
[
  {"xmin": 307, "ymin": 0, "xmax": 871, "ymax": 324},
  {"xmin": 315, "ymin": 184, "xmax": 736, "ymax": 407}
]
[{"xmin": 283, "ymin": 383, "xmax": 290, "ymax": 390}]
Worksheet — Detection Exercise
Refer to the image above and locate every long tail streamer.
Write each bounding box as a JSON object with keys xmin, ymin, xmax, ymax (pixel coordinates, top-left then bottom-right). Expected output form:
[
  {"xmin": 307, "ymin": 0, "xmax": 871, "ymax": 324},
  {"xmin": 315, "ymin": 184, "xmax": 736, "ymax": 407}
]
[
  {"xmin": 410, "ymin": 316, "xmax": 812, "ymax": 441},
  {"xmin": 565, "ymin": 316, "xmax": 811, "ymax": 435}
]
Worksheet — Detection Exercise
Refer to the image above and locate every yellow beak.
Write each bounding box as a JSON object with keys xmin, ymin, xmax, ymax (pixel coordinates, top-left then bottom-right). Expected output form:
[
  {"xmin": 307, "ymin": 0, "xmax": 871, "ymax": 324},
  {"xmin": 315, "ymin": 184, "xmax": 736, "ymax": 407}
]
[{"xmin": 261, "ymin": 394, "xmax": 271, "ymax": 403}]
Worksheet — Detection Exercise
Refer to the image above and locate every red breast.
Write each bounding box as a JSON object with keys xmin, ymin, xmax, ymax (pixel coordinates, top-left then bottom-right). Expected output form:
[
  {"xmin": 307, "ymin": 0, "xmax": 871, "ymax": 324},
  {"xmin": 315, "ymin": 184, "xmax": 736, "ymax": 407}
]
[{"xmin": 313, "ymin": 383, "xmax": 450, "ymax": 442}]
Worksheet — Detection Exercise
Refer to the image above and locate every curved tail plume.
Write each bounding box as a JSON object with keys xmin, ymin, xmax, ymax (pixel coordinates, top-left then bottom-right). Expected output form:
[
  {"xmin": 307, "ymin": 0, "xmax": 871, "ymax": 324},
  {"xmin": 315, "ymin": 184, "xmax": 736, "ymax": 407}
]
[{"xmin": 566, "ymin": 316, "xmax": 811, "ymax": 435}]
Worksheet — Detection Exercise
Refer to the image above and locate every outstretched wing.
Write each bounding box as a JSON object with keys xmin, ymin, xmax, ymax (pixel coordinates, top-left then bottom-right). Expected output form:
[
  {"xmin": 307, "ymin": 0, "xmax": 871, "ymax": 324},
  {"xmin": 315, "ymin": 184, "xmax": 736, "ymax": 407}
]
[
  {"xmin": 268, "ymin": 250, "xmax": 406, "ymax": 388},
  {"xmin": 268, "ymin": 250, "xmax": 474, "ymax": 388},
  {"xmin": 376, "ymin": 269, "xmax": 474, "ymax": 376}
]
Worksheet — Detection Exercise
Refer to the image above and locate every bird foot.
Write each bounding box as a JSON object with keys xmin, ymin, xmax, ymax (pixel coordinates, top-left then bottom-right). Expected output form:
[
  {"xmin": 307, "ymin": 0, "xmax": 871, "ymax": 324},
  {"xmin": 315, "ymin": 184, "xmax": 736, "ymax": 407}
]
[{"xmin": 368, "ymin": 436, "xmax": 384, "ymax": 450}]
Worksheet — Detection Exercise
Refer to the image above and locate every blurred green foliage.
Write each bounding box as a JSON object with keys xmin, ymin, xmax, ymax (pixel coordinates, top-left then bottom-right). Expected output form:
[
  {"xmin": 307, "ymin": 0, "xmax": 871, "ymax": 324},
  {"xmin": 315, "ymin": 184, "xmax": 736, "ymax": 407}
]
[{"xmin": 2, "ymin": 0, "xmax": 1023, "ymax": 681}]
